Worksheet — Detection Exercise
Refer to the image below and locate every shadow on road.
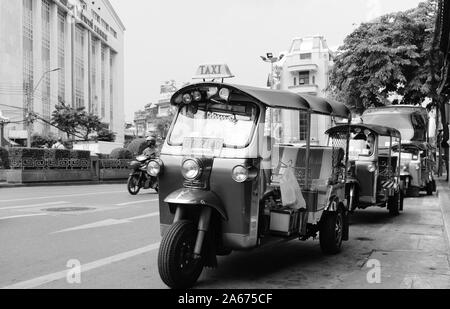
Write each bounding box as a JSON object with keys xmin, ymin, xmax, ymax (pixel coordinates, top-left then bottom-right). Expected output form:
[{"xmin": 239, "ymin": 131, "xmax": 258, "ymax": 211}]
[{"xmin": 197, "ymin": 240, "xmax": 337, "ymax": 288}]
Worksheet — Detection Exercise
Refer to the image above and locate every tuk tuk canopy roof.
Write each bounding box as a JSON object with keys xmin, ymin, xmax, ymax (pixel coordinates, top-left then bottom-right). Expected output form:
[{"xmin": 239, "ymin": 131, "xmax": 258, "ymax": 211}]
[
  {"xmin": 392, "ymin": 141, "xmax": 433, "ymax": 151},
  {"xmin": 171, "ymin": 83, "xmax": 351, "ymax": 118},
  {"xmin": 326, "ymin": 124, "xmax": 402, "ymax": 139}
]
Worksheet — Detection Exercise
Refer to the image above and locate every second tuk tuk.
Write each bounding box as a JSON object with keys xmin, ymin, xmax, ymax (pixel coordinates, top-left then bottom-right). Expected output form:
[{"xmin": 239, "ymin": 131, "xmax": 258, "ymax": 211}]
[
  {"xmin": 326, "ymin": 124, "xmax": 404, "ymax": 216},
  {"xmin": 150, "ymin": 83, "xmax": 352, "ymax": 288}
]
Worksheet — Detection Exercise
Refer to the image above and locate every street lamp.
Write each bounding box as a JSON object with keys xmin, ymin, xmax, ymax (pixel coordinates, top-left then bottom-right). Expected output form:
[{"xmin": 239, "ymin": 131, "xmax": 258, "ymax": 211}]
[{"xmin": 26, "ymin": 68, "xmax": 61, "ymax": 148}]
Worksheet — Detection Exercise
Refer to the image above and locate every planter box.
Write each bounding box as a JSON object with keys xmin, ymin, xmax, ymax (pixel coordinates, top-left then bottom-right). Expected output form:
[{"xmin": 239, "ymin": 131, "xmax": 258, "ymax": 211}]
[
  {"xmin": 0, "ymin": 170, "xmax": 6, "ymax": 182},
  {"xmin": 99, "ymin": 169, "xmax": 130, "ymax": 181},
  {"xmin": 6, "ymin": 170, "xmax": 93, "ymax": 184}
]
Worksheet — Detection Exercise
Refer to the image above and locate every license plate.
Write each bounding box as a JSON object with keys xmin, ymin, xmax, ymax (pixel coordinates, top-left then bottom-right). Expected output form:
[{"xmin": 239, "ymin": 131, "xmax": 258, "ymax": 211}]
[{"xmin": 182, "ymin": 137, "xmax": 224, "ymax": 157}]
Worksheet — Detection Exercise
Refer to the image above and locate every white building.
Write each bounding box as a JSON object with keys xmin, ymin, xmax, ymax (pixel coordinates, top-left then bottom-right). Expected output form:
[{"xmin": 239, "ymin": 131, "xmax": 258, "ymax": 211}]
[
  {"xmin": 274, "ymin": 36, "xmax": 334, "ymax": 145},
  {"xmin": 0, "ymin": 0, "xmax": 125, "ymax": 144}
]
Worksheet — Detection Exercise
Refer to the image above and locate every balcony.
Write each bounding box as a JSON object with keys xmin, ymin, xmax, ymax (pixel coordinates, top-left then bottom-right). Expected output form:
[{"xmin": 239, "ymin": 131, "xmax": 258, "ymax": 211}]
[
  {"xmin": 288, "ymin": 84, "xmax": 319, "ymax": 95},
  {"xmin": 285, "ymin": 55, "xmax": 319, "ymax": 73}
]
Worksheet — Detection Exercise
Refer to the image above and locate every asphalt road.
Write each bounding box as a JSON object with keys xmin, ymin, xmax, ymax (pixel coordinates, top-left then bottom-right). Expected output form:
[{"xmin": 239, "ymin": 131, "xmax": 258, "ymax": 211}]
[{"xmin": 0, "ymin": 183, "xmax": 449, "ymax": 289}]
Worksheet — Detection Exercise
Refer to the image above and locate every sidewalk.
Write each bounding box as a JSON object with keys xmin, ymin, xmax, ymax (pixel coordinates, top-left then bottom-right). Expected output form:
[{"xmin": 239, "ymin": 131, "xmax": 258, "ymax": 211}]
[
  {"xmin": 0, "ymin": 179, "xmax": 127, "ymax": 189},
  {"xmin": 437, "ymin": 179, "xmax": 450, "ymax": 255}
]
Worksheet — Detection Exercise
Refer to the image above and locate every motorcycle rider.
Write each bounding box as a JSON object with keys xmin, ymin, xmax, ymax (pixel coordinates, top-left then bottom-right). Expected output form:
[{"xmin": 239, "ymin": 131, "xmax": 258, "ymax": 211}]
[{"xmin": 143, "ymin": 135, "xmax": 158, "ymax": 158}]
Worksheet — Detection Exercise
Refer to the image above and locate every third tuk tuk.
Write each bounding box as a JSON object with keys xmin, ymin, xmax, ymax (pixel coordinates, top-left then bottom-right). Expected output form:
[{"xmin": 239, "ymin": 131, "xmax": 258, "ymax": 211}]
[
  {"xmin": 362, "ymin": 105, "xmax": 435, "ymax": 197},
  {"xmin": 392, "ymin": 142, "xmax": 436, "ymax": 196},
  {"xmin": 326, "ymin": 124, "xmax": 404, "ymax": 216},
  {"xmin": 149, "ymin": 83, "xmax": 352, "ymax": 288}
]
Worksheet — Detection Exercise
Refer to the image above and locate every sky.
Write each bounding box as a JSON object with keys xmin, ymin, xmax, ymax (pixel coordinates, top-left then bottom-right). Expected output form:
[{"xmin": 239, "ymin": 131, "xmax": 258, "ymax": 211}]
[{"xmin": 108, "ymin": 0, "xmax": 425, "ymax": 122}]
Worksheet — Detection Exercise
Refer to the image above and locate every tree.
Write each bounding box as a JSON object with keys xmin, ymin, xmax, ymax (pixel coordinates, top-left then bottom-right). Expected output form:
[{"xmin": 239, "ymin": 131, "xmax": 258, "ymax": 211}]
[
  {"xmin": 329, "ymin": 0, "xmax": 441, "ymax": 114},
  {"xmin": 154, "ymin": 116, "xmax": 173, "ymax": 139},
  {"xmin": 51, "ymin": 104, "xmax": 106, "ymax": 141},
  {"xmin": 51, "ymin": 104, "xmax": 82, "ymax": 139},
  {"xmin": 96, "ymin": 126, "xmax": 116, "ymax": 142}
]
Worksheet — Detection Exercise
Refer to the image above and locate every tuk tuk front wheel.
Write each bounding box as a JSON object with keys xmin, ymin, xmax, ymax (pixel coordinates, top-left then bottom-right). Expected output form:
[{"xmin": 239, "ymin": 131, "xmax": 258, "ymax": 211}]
[
  {"xmin": 158, "ymin": 220, "xmax": 204, "ymax": 289},
  {"xmin": 319, "ymin": 210, "xmax": 344, "ymax": 255},
  {"xmin": 127, "ymin": 175, "xmax": 141, "ymax": 195}
]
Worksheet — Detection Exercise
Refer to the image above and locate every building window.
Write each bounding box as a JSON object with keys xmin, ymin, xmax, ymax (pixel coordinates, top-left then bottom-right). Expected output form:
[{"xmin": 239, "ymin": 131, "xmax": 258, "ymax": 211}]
[
  {"xmin": 91, "ymin": 37, "xmax": 98, "ymax": 115},
  {"xmin": 101, "ymin": 44, "xmax": 107, "ymax": 118},
  {"xmin": 42, "ymin": 0, "xmax": 51, "ymax": 132},
  {"xmin": 293, "ymin": 77, "xmax": 297, "ymax": 86},
  {"xmin": 300, "ymin": 53, "xmax": 312, "ymax": 60},
  {"xmin": 110, "ymin": 53, "xmax": 114, "ymax": 129},
  {"xmin": 22, "ymin": 0, "xmax": 34, "ymax": 129},
  {"xmin": 312, "ymin": 75, "xmax": 316, "ymax": 85},
  {"xmin": 74, "ymin": 25, "xmax": 85, "ymax": 109},
  {"xmin": 299, "ymin": 112, "xmax": 308, "ymax": 141},
  {"xmin": 299, "ymin": 71, "xmax": 310, "ymax": 85},
  {"xmin": 57, "ymin": 9, "xmax": 66, "ymax": 104}
]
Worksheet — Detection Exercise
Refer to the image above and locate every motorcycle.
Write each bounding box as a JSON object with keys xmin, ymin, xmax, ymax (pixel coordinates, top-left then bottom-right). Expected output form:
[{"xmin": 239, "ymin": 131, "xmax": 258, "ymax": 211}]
[{"xmin": 127, "ymin": 155, "xmax": 159, "ymax": 195}]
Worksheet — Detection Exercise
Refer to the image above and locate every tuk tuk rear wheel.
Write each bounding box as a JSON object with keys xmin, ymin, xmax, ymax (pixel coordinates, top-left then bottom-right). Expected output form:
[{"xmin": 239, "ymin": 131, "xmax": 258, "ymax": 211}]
[
  {"xmin": 127, "ymin": 175, "xmax": 141, "ymax": 195},
  {"xmin": 426, "ymin": 182, "xmax": 433, "ymax": 196},
  {"xmin": 388, "ymin": 191, "xmax": 401, "ymax": 216},
  {"xmin": 319, "ymin": 210, "xmax": 344, "ymax": 255},
  {"xmin": 158, "ymin": 220, "xmax": 204, "ymax": 289}
]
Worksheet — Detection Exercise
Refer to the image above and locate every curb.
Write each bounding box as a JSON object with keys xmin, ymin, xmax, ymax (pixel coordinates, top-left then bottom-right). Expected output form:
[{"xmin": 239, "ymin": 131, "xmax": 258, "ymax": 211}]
[
  {"xmin": 0, "ymin": 180, "xmax": 127, "ymax": 189},
  {"xmin": 437, "ymin": 179, "xmax": 450, "ymax": 256}
]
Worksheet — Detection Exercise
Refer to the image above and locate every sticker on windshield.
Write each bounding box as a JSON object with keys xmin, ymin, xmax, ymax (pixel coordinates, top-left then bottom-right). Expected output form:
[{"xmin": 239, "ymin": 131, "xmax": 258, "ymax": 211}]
[{"xmin": 182, "ymin": 137, "xmax": 224, "ymax": 157}]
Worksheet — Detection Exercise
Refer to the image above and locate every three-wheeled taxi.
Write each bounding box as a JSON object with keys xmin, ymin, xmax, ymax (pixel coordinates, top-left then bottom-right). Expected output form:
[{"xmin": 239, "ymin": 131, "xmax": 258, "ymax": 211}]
[
  {"xmin": 150, "ymin": 83, "xmax": 352, "ymax": 288},
  {"xmin": 392, "ymin": 142, "xmax": 436, "ymax": 196},
  {"xmin": 362, "ymin": 105, "xmax": 433, "ymax": 197},
  {"xmin": 326, "ymin": 124, "xmax": 404, "ymax": 216}
]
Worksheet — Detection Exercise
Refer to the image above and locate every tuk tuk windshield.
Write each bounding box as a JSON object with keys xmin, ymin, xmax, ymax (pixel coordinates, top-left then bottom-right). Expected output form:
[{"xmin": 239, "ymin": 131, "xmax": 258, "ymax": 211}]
[
  {"xmin": 169, "ymin": 102, "xmax": 259, "ymax": 148},
  {"xmin": 348, "ymin": 132, "xmax": 376, "ymax": 159}
]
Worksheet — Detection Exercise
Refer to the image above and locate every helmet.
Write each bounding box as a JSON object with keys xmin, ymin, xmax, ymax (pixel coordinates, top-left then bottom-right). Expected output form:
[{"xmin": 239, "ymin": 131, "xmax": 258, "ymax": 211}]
[{"xmin": 146, "ymin": 136, "xmax": 157, "ymax": 142}]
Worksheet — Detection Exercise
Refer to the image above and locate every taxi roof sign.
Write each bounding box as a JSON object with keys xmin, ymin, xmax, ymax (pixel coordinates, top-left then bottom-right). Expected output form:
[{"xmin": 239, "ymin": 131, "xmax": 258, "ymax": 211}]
[{"xmin": 193, "ymin": 64, "xmax": 235, "ymax": 80}]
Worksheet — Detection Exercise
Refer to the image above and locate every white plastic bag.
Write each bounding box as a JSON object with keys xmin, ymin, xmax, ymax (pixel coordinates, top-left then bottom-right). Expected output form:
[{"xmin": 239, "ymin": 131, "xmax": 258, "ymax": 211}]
[{"xmin": 280, "ymin": 167, "xmax": 307, "ymax": 210}]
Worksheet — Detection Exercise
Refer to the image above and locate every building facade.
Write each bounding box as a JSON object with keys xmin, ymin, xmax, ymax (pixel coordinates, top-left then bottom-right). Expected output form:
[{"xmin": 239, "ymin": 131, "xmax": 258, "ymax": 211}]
[
  {"xmin": 0, "ymin": 0, "xmax": 125, "ymax": 144},
  {"xmin": 273, "ymin": 36, "xmax": 334, "ymax": 145},
  {"xmin": 134, "ymin": 81, "xmax": 179, "ymax": 138}
]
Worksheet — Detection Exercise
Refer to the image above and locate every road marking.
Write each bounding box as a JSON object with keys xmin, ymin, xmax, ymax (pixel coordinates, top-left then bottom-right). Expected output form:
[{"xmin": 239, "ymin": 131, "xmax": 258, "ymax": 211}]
[
  {"xmin": 0, "ymin": 191, "xmax": 127, "ymax": 203},
  {"xmin": 116, "ymin": 199, "xmax": 159, "ymax": 206},
  {"xmin": 1, "ymin": 243, "xmax": 161, "ymax": 289},
  {"xmin": 0, "ymin": 201, "xmax": 70, "ymax": 211},
  {"xmin": 127, "ymin": 213, "xmax": 160, "ymax": 220},
  {"xmin": 52, "ymin": 212, "xmax": 160, "ymax": 234},
  {"xmin": 0, "ymin": 213, "xmax": 48, "ymax": 221}
]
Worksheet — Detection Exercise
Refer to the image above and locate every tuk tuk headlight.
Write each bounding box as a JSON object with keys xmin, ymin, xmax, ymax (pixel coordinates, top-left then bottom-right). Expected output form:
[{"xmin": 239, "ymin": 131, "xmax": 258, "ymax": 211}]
[
  {"xmin": 182, "ymin": 159, "xmax": 202, "ymax": 180},
  {"xmin": 147, "ymin": 160, "xmax": 162, "ymax": 177},
  {"xmin": 402, "ymin": 164, "xmax": 409, "ymax": 172},
  {"xmin": 232, "ymin": 165, "xmax": 249, "ymax": 183},
  {"xmin": 367, "ymin": 164, "xmax": 376, "ymax": 173}
]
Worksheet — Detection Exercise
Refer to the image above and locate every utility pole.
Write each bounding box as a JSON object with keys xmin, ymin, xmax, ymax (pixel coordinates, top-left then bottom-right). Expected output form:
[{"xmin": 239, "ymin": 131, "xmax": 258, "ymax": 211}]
[{"xmin": 25, "ymin": 68, "xmax": 61, "ymax": 148}]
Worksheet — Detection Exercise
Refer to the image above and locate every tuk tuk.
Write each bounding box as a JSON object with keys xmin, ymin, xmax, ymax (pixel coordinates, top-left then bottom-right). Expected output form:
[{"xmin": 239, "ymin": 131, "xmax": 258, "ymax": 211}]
[
  {"xmin": 362, "ymin": 105, "xmax": 433, "ymax": 197},
  {"xmin": 392, "ymin": 142, "xmax": 436, "ymax": 196},
  {"xmin": 326, "ymin": 124, "xmax": 404, "ymax": 216},
  {"xmin": 150, "ymin": 83, "xmax": 352, "ymax": 288}
]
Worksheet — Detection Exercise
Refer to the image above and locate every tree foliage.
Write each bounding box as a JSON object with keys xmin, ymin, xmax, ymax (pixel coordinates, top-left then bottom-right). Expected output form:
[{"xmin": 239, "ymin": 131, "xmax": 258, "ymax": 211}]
[
  {"xmin": 51, "ymin": 104, "xmax": 114, "ymax": 141},
  {"xmin": 329, "ymin": 0, "xmax": 441, "ymax": 114}
]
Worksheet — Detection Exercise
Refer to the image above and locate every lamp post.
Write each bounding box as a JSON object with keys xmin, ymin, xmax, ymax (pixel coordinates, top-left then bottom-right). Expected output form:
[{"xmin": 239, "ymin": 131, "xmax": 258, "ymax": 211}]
[{"xmin": 26, "ymin": 68, "xmax": 61, "ymax": 148}]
